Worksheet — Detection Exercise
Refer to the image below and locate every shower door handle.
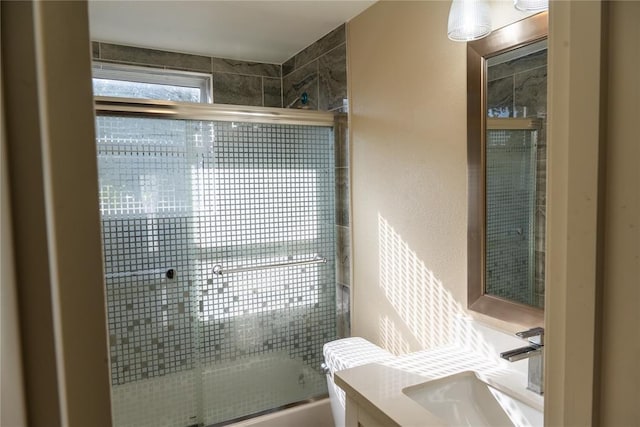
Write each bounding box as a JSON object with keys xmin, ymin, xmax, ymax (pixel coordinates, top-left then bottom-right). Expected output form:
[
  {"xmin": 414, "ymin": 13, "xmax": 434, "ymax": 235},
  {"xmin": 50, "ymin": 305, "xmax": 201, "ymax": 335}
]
[{"xmin": 212, "ymin": 256, "xmax": 327, "ymax": 276}]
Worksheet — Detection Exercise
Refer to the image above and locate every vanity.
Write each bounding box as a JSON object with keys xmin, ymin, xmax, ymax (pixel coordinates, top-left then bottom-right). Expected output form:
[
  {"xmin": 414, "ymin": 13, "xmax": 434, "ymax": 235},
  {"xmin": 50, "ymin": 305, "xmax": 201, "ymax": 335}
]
[
  {"xmin": 334, "ymin": 321, "xmax": 544, "ymax": 427},
  {"xmin": 333, "ymin": 12, "xmax": 550, "ymax": 427}
]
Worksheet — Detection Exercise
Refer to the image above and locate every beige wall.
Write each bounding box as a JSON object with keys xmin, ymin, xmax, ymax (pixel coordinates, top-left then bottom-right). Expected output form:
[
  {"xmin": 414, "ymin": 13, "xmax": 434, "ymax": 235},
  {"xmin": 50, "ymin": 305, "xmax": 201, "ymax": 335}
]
[
  {"xmin": 599, "ymin": 1, "xmax": 639, "ymax": 424},
  {"xmin": 348, "ymin": 0, "xmax": 531, "ymax": 354},
  {"xmin": 545, "ymin": 1, "xmax": 639, "ymax": 425},
  {"xmin": 349, "ymin": 0, "xmax": 465, "ymax": 353},
  {"xmin": 0, "ymin": 6, "xmax": 28, "ymax": 422},
  {"xmin": 544, "ymin": 1, "xmax": 606, "ymax": 424},
  {"xmin": 1, "ymin": 1, "xmax": 112, "ymax": 425},
  {"xmin": 349, "ymin": 0, "xmax": 639, "ymax": 423}
]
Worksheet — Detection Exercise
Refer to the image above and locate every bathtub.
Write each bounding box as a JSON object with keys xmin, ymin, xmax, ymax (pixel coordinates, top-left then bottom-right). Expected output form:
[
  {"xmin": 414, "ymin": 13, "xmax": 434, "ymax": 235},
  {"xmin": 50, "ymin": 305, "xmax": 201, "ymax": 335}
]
[{"xmin": 111, "ymin": 352, "xmax": 326, "ymax": 427}]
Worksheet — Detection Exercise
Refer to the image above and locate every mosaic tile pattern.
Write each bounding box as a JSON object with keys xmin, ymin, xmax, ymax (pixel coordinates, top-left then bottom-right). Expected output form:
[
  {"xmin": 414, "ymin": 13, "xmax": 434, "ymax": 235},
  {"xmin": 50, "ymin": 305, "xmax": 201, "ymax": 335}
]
[
  {"xmin": 485, "ymin": 129, "xmax": 538, "ymax": 306},
  {"xmin": 195, "ymin": 122, "xmax": 337, "ymax": 370},
  {"xmin": 487, "ymin": 46, "xmax": 547, "ymax": 308},
  {"xmin": 96, "ymin": 115, "xmax": 336, "ymax": 424},
  {"xmin": 201, "ymin": 352, "xmax": 326, "ymax": 425},
  {"xmin": 111, "ymin": 370, "xmax": 200, "ymax": 427}
]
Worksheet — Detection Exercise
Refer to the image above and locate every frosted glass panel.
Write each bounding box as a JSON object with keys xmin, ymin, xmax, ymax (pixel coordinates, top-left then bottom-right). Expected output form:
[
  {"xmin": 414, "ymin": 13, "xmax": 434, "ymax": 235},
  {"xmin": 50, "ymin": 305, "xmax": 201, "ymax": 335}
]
[
  {"xmin": 93, "ymin": 78, "xmax": 203, "ymax": 102},
  {"xmin": 485, "ymin": 129, "xmax": 538, "ymax": 307},
  {"xmin": 96, "ymin": 116, "xmax": 336, "ymax": 426}
]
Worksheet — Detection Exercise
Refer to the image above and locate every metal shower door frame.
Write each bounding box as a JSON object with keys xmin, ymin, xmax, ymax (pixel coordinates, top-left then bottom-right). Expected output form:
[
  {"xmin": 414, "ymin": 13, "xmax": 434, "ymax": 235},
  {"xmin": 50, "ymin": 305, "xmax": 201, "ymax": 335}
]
[{"xmin": 95, "ymin": 96, "xmax": 337, "ymax": 126}]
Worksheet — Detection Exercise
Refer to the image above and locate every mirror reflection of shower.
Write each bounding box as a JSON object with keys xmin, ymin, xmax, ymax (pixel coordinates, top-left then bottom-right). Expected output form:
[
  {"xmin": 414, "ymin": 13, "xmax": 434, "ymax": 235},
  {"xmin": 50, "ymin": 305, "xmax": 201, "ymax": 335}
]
[{"xmin": 484, "ymin": 40, "xmax": 548, "ymax": 309}]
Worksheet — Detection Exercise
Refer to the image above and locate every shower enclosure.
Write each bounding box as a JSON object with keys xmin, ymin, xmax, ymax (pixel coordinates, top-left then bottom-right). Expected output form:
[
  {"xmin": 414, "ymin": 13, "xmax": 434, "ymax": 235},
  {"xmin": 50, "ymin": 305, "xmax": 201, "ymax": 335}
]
[
  {"xmin": 95, "ymin": 98, "xmax": 338, "ymax": 426},
  {"xmin": 484, "ymin": 119, "xmax": 541, "ymax": 308}
]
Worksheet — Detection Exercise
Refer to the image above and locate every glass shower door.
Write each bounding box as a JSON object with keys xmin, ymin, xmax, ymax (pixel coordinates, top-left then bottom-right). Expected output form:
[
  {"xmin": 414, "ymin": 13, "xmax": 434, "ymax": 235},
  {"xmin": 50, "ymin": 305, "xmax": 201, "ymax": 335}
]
[
  {"xmin": 195, "ymin": 121, "xmax": 336, "ymax": 424},
  {"xmin": 485, "ymin": 128, "xmax": 538, "ymax": 307},
  {"xmin": 96, "ymin": 114, "xmax": 336, "ymax": 427}
]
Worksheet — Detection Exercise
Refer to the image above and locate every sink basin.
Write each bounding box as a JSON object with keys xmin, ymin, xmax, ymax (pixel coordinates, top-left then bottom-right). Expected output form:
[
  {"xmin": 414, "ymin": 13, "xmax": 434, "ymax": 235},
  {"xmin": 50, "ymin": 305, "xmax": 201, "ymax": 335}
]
[{"xmin": 402, "ymin": 371, "xmax": 543, "ymax": 427}]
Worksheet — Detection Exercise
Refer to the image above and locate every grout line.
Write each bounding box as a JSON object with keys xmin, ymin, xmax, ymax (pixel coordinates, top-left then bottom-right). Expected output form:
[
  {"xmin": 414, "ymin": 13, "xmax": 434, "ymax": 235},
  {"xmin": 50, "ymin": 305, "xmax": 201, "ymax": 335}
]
[
  {"xmin": 280, "ymin": 73, "xmax": 284, "ymax": 108},
  {"xmin": 94, "ymin": 58, "xmax": 211, "ymax": 74},
  {"xmin": 213, "ymin": 70, "xmax": 279, "ymax": 79},
  {"xmin": 316, "ymin": 60, "xmax": 320, "ymax": 110},
  {"xmin": 282, "ymin": 42, "xmax": 346, "ymax": 79},
  {"xmin": 512, "ymin": 75, "xmax": 516, "ymax": 115},
  {"xmin": 488, "ymin": 63, "xmax": 547, "ymax": 83},
  {"xmin": 261, "ymin": 77, "xmax": 265, "ymax": 107}
]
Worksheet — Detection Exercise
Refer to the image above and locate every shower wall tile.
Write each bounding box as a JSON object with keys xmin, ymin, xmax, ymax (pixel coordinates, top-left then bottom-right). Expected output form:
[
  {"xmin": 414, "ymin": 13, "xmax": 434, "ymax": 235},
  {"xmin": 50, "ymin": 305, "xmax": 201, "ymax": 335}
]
[
  {"xmin": 213, "ymin": 57, "xmax": 280, "ymax": 78},
  {"xmin": 93, "ymin": 42, "xmax": 284, "ymax": 108},
  {"xmin": 282, "ymin": 24, "xmax": 347, "ymax": 112},
  {"xmin": 334, "ymin": 114, "xmax": 349, "ymax": 168},
  {"xmin": 336, "ymin": 283, "xmax": 351, "ymax": 338},
  {"xmin": 535, "ymin": 208, "xmax": 546, "ymax": 252},
  {"xmin": 536, "ymin": 147, "xmax": 547, "ymax": 179},
  {"xmin": 535, "ymin": 276, "xmax": 545, "ymax": 309},
  {"xmin": 535, "ymin": 250, "xmax": 545, "ymax": 282},
  {"xmin": 212, "ymin": 73, "xmax": 263, "ymax": 106},
  {"xmin": 263, "ymin": 77, "xmax": 283, "ymax": 108},
  {"xmin": 335, "ymin": 168, "xmax": 350, "ymax": 227},
  {"xmin": 283, "ymin": 61, "xmax": 319, "ymax": 110},
  {"xmin": 94, "ymin": 32, "xmax": 347, "ymax": 112},
  {"xmin": 293, "ymin": 24, "xmax": 345, "ymax": 70},
  {"xmin": 487, "ymin": 76, "xmax": 514, "ymax": 117},
  {"xmin": 488, "ymin": 49, "xmax": 547, "ymax": 82},
  {"xmin": 282, "ymin": 57, "xmax": 295, "ymax": 76},
  {"xmin": 535, "ymin": 143, "xmax": 547, "ymax": 204},
  {"xmin": 514, "ymin": 66, "xmax": 548, "ymax": 118},
  {"xmin": 336, "ymin": 225, "xmax": 350, "ymax": 286},
  {"xmin": 99, "ymin": 43, "xmax": 212, "ymax": 73},
  {"xmin": 319, "ymin": 44, "xmax": 347, "ymax": 111}
]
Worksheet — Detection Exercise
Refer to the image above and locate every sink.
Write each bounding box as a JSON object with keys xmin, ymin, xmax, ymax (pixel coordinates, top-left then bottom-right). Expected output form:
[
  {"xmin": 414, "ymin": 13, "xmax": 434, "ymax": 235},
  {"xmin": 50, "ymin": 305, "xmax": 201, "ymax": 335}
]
[{"xmin": 402, "ymin": 371, "xmax": 543, "ymax": 427}]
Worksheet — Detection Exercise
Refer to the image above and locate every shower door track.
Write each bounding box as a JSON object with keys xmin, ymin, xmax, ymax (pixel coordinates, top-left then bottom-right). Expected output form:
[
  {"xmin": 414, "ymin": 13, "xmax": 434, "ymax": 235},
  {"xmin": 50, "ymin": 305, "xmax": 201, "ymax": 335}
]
[{"xmin": 95, "ymin": 96, "xmax": 337, "ymax": 126}]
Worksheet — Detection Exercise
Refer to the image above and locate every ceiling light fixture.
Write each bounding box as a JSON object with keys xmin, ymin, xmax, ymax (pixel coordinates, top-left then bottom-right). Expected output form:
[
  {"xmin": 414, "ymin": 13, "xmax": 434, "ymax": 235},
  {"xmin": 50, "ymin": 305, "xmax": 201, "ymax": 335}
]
[
  {"xmin": 513, "ymin": 0, "xmax": 549, "ymax": 12},
  {"xmin": 447, "ymin": 0, "xmax": 492, "ymax": 42}
]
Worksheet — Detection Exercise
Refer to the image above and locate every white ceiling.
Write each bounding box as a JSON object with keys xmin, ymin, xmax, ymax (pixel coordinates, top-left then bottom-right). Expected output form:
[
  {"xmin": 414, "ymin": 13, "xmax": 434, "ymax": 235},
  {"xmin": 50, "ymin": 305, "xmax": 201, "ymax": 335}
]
[{"xmin": 88, "ymin": 0, "xmax": 376, "ymax": 64}]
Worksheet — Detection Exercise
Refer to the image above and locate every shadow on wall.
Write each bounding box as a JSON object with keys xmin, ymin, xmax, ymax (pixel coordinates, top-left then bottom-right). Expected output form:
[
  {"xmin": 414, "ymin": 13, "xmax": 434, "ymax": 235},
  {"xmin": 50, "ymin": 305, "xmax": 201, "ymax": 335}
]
[{"xmin": 377, "ymin": 214, "xmax": 497, "ymax": 359}]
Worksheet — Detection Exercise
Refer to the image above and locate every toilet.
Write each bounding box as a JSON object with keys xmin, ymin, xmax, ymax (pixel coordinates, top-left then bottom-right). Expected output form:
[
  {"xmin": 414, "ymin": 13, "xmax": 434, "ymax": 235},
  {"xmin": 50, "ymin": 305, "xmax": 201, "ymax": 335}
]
[{"xmin": 322, "ymin": 338, "xmax": 395, "ymax": 427}]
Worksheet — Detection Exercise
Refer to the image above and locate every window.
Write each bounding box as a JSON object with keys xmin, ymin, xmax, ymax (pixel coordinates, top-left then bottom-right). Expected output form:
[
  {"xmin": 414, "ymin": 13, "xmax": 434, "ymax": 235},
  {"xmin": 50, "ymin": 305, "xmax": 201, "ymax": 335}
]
[{"xmin": 92, "ymin": 62, "xmax": 212, "ymax": 103}]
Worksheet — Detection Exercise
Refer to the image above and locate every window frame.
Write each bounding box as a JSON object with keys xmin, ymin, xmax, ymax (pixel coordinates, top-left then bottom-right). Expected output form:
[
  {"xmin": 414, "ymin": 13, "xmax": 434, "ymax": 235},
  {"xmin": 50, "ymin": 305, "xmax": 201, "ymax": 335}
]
[{"xmin": 92, "ymin": 62, "xmax": 212, "ymax": 104}]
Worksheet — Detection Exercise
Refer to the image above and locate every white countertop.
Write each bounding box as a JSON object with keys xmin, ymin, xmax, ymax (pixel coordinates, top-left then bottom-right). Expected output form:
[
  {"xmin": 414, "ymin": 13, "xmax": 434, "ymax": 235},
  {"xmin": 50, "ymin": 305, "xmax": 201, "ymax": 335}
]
[{"xmin": 334, "ymin": 344, "xmax": 544, "ymax": 427}]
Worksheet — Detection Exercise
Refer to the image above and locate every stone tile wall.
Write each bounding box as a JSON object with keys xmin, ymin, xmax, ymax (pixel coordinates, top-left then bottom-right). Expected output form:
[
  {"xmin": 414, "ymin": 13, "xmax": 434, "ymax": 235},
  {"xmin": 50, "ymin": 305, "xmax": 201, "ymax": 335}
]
[
  {"xmin": 282, "ymin": 24, "xmax": 350, "ymax": 337},
  {"xmin": 487, "ymin": 48, "xmax": 547, "ymax": 308},
  {"xmin": 334, "ymin": 114, "xmax": 351, "ymax": 338},
  {"xmin": 282, "ymin": 25, "xmax": 347, "ymax": 111},
  {"xmin": 92, "ymin": 42, "xmax": 282, "ymax": 107}
]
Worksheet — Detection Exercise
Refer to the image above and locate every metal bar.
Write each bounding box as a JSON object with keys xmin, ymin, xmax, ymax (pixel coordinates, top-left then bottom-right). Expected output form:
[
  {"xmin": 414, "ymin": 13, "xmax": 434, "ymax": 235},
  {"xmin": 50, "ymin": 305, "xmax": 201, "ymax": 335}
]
[
  {"xmin": 105, "ymin": 268, "xmax": 175, "ymax": 280},
  {"xmin": 94, "ymin": 96, "xmax": 336, "ymax": 127},
  {"xmin": 487, "ymin": 117, "xmax": 542, "ymax": 130},
  {"xmin": 212, "ymin": 256, "xmax": 327, "ymax": 276}
]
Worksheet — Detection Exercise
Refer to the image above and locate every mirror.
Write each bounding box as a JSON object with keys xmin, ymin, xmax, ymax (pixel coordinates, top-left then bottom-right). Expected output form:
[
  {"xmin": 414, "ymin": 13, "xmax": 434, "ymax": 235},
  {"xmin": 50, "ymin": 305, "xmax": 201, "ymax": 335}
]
[{"xmin": 467, "ymin": 12, "xmax": 548, "ymax": 326}]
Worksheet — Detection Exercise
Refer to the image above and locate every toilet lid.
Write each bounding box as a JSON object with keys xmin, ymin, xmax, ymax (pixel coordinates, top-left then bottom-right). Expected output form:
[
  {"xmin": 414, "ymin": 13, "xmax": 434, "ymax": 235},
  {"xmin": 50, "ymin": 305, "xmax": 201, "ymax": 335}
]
[{"xmin": 323, "ymin": 337, "xmax": 395, "ymax": 376}]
